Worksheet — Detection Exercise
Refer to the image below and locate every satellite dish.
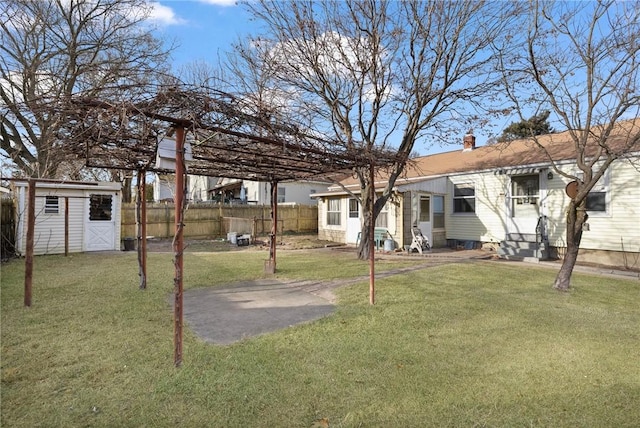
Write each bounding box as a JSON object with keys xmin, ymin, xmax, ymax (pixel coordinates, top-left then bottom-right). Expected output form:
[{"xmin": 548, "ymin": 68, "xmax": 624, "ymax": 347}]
[{"xmin": 565, "ymin": 180, "xmax": 579, "ymax": 199}]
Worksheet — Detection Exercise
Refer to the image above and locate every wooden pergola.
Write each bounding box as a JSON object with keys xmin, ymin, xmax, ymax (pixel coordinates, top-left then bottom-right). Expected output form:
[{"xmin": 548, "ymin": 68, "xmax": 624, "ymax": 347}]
[{"xmin": 54, "ymin": 85, "xmax": 400, "ymax": 366}]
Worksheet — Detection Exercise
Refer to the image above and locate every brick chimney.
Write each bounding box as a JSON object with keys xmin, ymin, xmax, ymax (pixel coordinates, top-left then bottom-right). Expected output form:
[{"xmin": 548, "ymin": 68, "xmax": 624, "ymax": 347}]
[{"xmin": 463, "ymin": 132, "xmax": 476, "ymax": 151}]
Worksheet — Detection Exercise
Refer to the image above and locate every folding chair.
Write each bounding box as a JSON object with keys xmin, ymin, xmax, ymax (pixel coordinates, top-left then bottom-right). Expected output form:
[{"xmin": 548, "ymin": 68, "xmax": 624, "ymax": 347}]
[{"xmin": 409, "ymin": 227, "xmax": 430, "ymax": 254}]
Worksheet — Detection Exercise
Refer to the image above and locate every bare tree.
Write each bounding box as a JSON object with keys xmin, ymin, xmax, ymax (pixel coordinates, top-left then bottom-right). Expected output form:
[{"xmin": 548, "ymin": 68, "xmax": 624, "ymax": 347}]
[
  {"xmin": 494, "ymin": 0, "xmax": 640, "ymax": 290},
  {"xmin": 232, "ymin": 0, "xmax": 514, "ymax": 259},
  {"xmin": 0, "ymin": 0, "xmax": 171, "ymax": 179}
]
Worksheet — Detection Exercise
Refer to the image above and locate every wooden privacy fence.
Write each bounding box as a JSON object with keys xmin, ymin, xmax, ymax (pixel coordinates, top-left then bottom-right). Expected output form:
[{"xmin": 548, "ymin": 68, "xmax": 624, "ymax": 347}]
[
  {"xmin": 121, "ymin": 202, "xmax": 318, "ymax": 239},
  {"xmin": 1, "ymin": 198, "xmax": 16, "ymax": 258}
]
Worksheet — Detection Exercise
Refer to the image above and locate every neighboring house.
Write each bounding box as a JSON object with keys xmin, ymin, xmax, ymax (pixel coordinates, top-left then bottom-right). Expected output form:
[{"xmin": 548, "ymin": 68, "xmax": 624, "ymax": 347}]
[
  {"xmin": 11, "ymin": 180, "xmax": 122, "ymax": 255},
  {"xmin": 153, "ymin": 173, "xmax": 211, "ymax": 202},
  {"xmin": 314, "ymin": 120, "xmax": 640, "ymax": 267},
  {"xmin": 153, "ymin": 136, "xmax": 212, "ymax": 202},
  {"xmin": 152, "ymin": 135, "xmax": 330, "ymax": 204},
  {"xmin": 211, "ymin": 177, "xmax": 330, "ymax": 205}
]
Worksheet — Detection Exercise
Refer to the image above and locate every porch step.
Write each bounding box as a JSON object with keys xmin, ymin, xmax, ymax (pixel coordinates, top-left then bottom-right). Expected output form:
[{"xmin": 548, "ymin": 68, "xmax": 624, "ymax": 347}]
[
  {"xmin": 505, "ymin": 233, "xmax": 538, "ymax": 242},
  {"xmin": 499, "ymin": 240, "xmax": 538, "ymax": 250},
  {"xmin": 499, "ymin": 254, "xmax": 542, "ymax": 263},
  {"xmin": 498, "ymin": 240, "xmax": 549, "ymax": 261}
]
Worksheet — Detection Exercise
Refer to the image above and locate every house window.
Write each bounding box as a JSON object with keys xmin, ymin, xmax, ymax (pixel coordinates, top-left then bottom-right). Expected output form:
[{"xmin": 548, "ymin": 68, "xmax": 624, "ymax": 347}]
[
  {"xmin": 44, "ymin": 196, "xmax": 59, "ymax": 214},
  {"xmin": 375, "ymin": 200, "xmax": 389, "ymax": 228},
  {"xmin": 419, "ymin": 196, "xmax": 430, "ymax": 222},
  {"xmin": 453, "ymin": 183, "xmax": 475, "ymax": 213},
  {"xmin": 89, "ymin": 194, "xmax": 112, "ymax": 221},
  {"xmin": 433, "ymin": 195, "xmax": 445, "ymax": 228},
  {"xmin": 348, "ymin": 199, "xmax": 359, "ymax": 218},
  {"xmin": 277, "ymin": 187, "xmax": 286, "ymax": 203},
  {"xmin": 586, "ymin": 173, "xmax": 608, "ymax": 213},
  {"xmin": 586, "ymin": 192, "xmax": 606, "ymax": 211},
  {"xmin": 326, "ymin": 198, "xmax": 341, "ymax": 225}
]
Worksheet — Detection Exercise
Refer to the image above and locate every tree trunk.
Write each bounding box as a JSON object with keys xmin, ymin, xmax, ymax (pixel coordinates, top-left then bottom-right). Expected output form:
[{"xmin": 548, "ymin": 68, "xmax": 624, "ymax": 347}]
[
  {"xmin": 553, "ymin": 200, "xmax": 588, "ymax": 291},
  {"xmin": 122, "ymin": 176, "xmax": 133, "ymax": 203},
  {"xmin": 357, "ymin": 185, "xmax": 374, "ymax": 261}
]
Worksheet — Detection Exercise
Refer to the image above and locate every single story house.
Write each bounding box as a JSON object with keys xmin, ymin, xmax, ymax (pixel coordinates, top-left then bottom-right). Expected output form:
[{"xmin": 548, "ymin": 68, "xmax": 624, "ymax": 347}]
[
  {"xmin": 211, "ymin": 178, "xmax": 330, "ymax": 205},
  {"xmin": 314, "ymin": 119, "xmax": 640, "ymax": 267},
  {"xmin": 153, "ymin": 136, "xmax": 330, "ymax": 204},
  {"xmin": 12, "ymin": 180, "xmax": 122, "ymax": 255}
]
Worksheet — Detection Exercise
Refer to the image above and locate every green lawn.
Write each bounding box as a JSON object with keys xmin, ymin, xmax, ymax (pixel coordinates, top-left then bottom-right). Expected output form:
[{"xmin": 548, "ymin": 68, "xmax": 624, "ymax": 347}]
[{"xmin": 1, "ymin": 250, "xmax": 639, "ymax": 427}]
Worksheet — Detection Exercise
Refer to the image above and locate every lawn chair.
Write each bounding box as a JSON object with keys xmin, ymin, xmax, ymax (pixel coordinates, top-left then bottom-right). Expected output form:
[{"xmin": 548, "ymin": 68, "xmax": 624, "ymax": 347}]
[{"xmin": 409, "ymin": 227, "xmax": 430, "ymax": 254}]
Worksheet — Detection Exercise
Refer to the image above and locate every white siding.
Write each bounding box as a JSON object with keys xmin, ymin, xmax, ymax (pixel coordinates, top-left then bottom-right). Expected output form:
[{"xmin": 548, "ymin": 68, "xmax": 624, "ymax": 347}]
[
  {"xmin": 398, "ymin": 177, "xmax": 448, "ymax": 194},
  {"xmin": 14, "ymin": 182, "xmax": 121, "ymax": 255},
  {"xmin": 242, "ymin": 181, "xmax": 329, "ymax": 205},
  {"xmin": 278, "ymin": 182, "xmax": 330, "ymax": 205},
  {"xmin": 446, "ymin": 172, "xmax": 509, "ymax": 243},
  {"xmin": 546, "ymin": 160, "xmax": 640, "ymax": 252}
]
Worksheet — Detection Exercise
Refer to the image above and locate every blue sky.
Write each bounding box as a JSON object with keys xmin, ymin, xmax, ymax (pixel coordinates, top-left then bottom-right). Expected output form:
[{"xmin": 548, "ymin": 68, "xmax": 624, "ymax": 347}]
[
  {"xmin": 150, "ymin": 1, "xmax": 252, "ymax": 68},
  {"xmin": 147, "ymin": 1, "xmax": 513, "ymax": 155},
  {"xmin": 147, "ymin": 1, "xmax": 487, "ymax": 155}
]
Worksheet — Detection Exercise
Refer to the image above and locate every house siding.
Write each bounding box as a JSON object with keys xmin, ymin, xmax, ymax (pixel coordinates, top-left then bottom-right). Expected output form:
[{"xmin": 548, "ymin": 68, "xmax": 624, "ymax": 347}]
[
  {"xmin": 545, "ymin": 160, "xmax": 640, "ymax": 253},
  {"xmin": 446, "ymin": 173, "xmax": 508, "ymax": 244}
]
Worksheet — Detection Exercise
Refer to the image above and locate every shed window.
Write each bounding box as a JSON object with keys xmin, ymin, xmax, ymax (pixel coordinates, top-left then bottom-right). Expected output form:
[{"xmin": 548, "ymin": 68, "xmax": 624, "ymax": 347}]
[
  {"xmin": 89, "ymin": 194, "xmax": 112, "ymax": 221},
  {"xmin": 277, "ymin": 187, "xmax": 286, "ymax": 203},
  {"xmin": 326, "ymin": 198, "xmax": 341, "ymax": 226},
  {"xmin": 453, "ymin": 184, "xmax": 475, "ymax": 213},
  {"xmin": 44, "ymin": 196, "xmax": 59, "ymax": 214}
]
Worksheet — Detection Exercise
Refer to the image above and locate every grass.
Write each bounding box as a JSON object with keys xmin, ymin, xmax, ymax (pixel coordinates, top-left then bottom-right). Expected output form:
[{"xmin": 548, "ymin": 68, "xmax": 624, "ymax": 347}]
[{"xmin": 1, "ymin": 250, "xmax": 639, "ymax": 427}]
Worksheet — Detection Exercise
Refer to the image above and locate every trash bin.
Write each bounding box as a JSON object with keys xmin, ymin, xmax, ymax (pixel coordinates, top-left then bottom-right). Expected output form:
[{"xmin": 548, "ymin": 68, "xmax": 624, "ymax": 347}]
[
  {"xmin": 123, "ymin": 238, "xmax": 136, "ymax": 251},
  {"xmin": 383, "ymin": 238, "xmax": 395, "ymax": 252},
  {"xmin": 227, "ymin": 232, "xmax": 237, "ymax": 244}
]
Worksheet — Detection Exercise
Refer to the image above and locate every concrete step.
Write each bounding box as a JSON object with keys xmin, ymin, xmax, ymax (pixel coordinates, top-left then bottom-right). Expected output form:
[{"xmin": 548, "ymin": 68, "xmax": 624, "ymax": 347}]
[
  {"xmin": 506, "ymin": 233, "xmax": 538, "ymax": 242},
  {"xmin": 500, "ymin": 254, "xmax": 541, "ymax": 263},
  {"xmin": 497, "ymin": 246, "xmax": 538, "ymax": 258},
  {"xmin": 501, "ymin": 240, "xmax": 538, "ymax": 250}
]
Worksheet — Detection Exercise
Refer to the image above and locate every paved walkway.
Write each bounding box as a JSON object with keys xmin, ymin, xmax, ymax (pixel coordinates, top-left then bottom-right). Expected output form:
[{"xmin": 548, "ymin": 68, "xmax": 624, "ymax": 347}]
[
  {"xmin": 182, "ymin": 249, "xmax": 491, "ymax": 345},
  {"xmin": 182, "ymin": 248, "xmax": 638, "ymax": 345}
]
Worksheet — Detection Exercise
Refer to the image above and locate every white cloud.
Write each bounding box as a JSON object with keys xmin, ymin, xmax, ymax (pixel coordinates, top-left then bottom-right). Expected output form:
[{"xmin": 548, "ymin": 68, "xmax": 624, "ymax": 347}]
[
  {"xmin": 148, "ymin": 2, "xmax": 186, "ymax": 26},
  {"xmin": 199, "ymin": 0, "xmax": 237, "ymax": 6}
]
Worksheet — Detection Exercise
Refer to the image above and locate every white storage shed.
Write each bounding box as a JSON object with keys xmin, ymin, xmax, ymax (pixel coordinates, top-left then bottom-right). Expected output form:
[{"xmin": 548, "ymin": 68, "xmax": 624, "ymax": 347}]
[{"xmin": 12, "ymin": 180, "xmax": 122, "ymax": 255}]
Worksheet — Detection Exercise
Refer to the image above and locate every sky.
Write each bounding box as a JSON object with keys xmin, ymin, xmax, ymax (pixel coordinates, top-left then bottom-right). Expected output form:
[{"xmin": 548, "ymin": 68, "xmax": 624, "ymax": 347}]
[
  {"xmin": 149, "ymin": 0, "xmax": 253, "ymax": 69},
  {"xmin": 146, "ymin": 0, "xmax": 493, "ymax": 156}
]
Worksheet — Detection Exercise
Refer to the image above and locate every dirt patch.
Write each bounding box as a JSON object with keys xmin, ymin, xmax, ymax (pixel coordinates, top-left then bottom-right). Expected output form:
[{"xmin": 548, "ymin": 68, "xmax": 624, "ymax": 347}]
[{"xmin": 142, "ymin": 234, "xmax": 342, "ymax": 253}]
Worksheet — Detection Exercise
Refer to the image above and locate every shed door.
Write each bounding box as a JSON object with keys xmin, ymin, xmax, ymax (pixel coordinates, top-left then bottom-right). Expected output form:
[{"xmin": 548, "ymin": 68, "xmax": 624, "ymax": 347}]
[{"xmin": 85, "ymin": 193, "xmax": 116, "ymax": 251}]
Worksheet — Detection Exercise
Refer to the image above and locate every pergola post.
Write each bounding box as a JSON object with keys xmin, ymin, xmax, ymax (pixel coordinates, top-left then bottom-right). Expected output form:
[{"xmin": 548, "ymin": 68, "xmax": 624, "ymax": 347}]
[
  {"xmin": 64, "ymin": 196, "xmax": 69, "ymax": 257},
  {"xmin": 369, "ymin": 165, "xmax": 376, "ymax": 305},
  {"xmin": 265, "ymin": 180, "xmax": 278, "ymax": 274},
  {"xmin": 24, "ymin": 179, "xmax": 35, "ymax": 307},
  {"xmin": 173, "ymin": 127, "xmax": 185, "ymax": 367},
  {"xmin": 136, "ymin": 170, "xmax": 147, "ymax": 289}
]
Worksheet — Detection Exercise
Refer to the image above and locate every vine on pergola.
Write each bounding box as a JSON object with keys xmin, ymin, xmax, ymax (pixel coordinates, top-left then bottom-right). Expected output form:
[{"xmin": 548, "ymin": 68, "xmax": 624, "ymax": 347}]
[
  {"xmin": 51, "ymin": 83, "xmax": 401, "ymax": 366},
  {"xmin": 57, "ymin": 85, "xmax": 399, "ymax": 181}
]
